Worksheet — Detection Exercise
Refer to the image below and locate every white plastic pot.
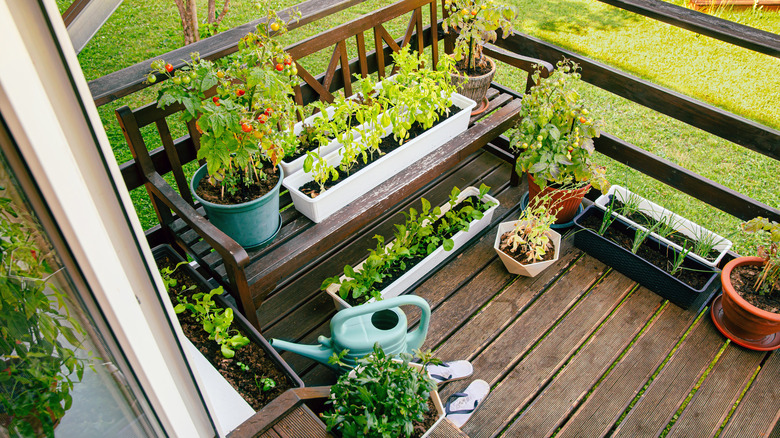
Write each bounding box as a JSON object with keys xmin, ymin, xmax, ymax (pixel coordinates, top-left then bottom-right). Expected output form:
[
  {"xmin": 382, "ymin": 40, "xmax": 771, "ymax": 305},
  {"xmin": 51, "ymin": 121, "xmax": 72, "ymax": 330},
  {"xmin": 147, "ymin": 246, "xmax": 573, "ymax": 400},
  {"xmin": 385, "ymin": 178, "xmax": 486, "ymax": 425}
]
[
  {"xmin": 494, "ymin": 221, "xmax": 562, "ymax": 277},
  {"xmin": 326, "ymin": 186, "xmax": 499, "ymax": 309},
  {"xmin": 283, "ymin": 92, "xmax": 477, "ymax": 223},
  {"xmin": 594, "ymin": 185, "xmax": 732, "ymax": 267}
]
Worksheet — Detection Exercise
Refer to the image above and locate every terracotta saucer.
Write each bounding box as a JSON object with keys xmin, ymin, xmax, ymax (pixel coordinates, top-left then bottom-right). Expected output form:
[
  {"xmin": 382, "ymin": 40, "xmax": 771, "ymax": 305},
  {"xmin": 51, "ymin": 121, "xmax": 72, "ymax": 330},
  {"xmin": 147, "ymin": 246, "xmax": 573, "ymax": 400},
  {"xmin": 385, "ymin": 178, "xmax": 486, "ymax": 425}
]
[
  {"xmin": 710, "ymin": 294, "xmax": 780, "ymax": 351},
  {"xmin": 470, "ymin": 97, "xmax": 490, "ymax": 116}
]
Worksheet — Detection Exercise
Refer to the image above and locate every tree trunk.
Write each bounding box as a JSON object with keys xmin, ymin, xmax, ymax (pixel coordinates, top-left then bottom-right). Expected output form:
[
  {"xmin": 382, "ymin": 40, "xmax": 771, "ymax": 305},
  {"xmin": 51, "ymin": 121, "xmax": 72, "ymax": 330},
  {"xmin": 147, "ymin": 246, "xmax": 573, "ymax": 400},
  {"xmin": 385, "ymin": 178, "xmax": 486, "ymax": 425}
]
[{"xmin": 173, "ymin": 0, "xmax": 200, "ymax": 45}]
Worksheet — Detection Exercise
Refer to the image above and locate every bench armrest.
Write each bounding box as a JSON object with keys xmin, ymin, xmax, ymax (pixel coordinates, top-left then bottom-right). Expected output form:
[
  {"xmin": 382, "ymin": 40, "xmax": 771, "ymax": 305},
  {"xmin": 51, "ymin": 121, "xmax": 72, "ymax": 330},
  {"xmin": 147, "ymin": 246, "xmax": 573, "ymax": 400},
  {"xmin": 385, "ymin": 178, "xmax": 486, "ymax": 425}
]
[{"xmin": 483, "ymin": 44, "xmax": 554, "ymax": 92}]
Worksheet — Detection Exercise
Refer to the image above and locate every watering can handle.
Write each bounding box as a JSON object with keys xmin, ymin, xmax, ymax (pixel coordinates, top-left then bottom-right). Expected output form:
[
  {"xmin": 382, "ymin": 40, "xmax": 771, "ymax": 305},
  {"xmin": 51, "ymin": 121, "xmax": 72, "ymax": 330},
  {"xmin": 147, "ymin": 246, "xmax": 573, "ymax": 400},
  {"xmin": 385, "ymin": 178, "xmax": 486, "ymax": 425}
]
[{"xmin": 331, "ymin": 295, "xmax": 431, "ymax": 346}]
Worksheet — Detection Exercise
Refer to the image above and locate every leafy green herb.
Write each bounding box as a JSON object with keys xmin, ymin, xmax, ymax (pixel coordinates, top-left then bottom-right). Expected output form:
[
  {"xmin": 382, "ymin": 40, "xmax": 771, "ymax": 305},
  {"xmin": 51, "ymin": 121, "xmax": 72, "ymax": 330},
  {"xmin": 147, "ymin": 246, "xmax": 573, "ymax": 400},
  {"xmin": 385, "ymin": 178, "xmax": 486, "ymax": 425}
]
[
  {"xmin": 322, "ymin": 185, "xmax": 495, "ymax": 304},
  {"xmin": 323, "ymin": 345, "xmax": 440, "ymax": 438},
  {"xmin": 255, "ymin": 377, "xmax": 276, "ymax": 392},
  {"xmin": 174, "ymin": 287, "xmax": 249, "ymax": 358}
]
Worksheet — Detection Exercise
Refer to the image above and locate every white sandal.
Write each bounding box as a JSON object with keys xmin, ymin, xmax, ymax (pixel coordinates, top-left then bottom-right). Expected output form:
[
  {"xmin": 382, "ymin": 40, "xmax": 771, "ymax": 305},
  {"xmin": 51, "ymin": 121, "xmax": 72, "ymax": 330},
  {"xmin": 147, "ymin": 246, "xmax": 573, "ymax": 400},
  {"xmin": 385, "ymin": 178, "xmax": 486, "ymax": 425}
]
[
  {"xmin": 444, "ymin": 379, "xmax": 490, "ymax": 428},
  {"xmin": 426, "ymin": 360, "xmax": 474, "ymax": 384}
]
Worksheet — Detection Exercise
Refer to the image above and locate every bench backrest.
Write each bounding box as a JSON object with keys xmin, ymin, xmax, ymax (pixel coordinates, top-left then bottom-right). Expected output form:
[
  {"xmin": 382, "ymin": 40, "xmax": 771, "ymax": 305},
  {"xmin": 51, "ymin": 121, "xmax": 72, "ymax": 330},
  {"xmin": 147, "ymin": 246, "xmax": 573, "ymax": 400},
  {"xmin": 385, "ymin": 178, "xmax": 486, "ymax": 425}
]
[{"xmin": 116, "ymin": 0, "xmax": 444, "ymax": 229}]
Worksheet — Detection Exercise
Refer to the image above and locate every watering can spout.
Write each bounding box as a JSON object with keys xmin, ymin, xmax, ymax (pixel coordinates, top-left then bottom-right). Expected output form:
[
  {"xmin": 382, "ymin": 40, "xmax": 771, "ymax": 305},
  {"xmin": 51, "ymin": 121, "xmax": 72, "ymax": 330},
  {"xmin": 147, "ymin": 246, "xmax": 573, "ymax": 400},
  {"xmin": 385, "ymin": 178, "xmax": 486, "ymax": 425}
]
[{"xmin": 270, "ymin": 336, "xmax": 334, "ymax": 366}]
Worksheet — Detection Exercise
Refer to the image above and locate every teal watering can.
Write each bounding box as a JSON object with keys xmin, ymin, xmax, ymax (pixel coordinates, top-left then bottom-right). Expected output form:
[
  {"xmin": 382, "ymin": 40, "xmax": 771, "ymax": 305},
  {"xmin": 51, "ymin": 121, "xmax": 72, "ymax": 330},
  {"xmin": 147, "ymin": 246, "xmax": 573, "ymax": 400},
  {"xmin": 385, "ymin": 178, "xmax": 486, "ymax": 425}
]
[{"xmin": 271, "ymin": 295, "xmax": 430, "ymax": 370}]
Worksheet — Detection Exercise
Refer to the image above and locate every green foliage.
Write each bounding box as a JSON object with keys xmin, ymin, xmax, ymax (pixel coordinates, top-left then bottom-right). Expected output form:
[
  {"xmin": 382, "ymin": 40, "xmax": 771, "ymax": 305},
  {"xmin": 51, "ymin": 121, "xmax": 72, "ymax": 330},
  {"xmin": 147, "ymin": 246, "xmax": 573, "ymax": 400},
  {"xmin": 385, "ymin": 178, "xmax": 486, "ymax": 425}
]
[
  {"xmin": 255, "ymin": 377, "xmax": 276, "ymax": 392},
  {"xmin": 322, "ymin": 185, "xmax": 495, "ymax": 304},
  {"xmin": 441, "ymin": 0, "xmax": 516, "ymax": 73},
  {"xmin": 0, "ymin": 189, "xmax": 88, "ymax": 437},
  {"xmin": 510, "ymin": 60, "xmax": 608, "ymax": 192},
  {"xmin": 741, "ymin": 217, "xmax": 780, "ymax": 295},
  {"xmin": 159, "ymin": 261, "xmax": 197, "ymax": 295},
  {"xmin": 322, "ymin": 344, "xmax": 439, "ymax": 438},
  {"xmin": 174, "ymin": 287, "xmax": 249, "ymax": 358},
  {"xmin": 303, "ymin": 47, "xmax": 458, "ymax": 194},
  {"xmin": 150, "ymin": 9, "xmax": 302, "ymax": 198}
]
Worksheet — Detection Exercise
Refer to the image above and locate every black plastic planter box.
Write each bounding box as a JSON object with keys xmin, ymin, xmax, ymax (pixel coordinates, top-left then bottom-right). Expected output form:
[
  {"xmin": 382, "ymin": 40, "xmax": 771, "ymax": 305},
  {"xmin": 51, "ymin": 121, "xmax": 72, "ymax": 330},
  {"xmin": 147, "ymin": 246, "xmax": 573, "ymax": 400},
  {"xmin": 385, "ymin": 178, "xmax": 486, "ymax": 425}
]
[
  {"xmin": 573, "ymin": 206, "xmax": 721, "ymax": 313},
  {"xmin": 152, "ymin": 245, "xmax": 304, "ymax": 389}
]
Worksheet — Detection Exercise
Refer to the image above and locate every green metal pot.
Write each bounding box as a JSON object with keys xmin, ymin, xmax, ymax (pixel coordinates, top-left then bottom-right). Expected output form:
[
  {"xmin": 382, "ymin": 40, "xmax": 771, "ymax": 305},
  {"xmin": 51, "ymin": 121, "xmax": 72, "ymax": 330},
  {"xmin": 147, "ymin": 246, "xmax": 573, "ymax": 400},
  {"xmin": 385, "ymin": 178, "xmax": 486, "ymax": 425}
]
[{"xmin": 191, "ymin": 163, "xmax": 283, "ymax": 248}]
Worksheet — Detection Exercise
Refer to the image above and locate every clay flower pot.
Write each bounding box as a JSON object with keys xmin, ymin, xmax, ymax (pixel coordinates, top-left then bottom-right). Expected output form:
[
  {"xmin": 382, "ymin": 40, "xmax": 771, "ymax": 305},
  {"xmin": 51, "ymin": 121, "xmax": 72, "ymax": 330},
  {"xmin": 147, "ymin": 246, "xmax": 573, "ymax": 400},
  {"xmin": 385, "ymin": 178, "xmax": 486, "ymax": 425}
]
[
  {"xmin": 713, "ymin": 256, "xmax": 780, "ymax": 350},
  {"xmin": 527, "ymin": 173, "xmax": 591, "ymax": 224}
]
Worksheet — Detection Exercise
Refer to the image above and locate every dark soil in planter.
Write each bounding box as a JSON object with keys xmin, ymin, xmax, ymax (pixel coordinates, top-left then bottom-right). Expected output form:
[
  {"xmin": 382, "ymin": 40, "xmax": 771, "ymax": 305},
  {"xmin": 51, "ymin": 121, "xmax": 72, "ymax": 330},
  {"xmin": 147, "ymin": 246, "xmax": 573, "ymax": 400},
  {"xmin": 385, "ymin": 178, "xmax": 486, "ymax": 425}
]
[
  {"xmin": 286, "ymin": 134, "xmax": 331, "ymax": 163},
  {"xmin": 196, "ymin": 163, "xmax": 279, "ymax": 206},
  {"xmin": 343, "ymin": 195, "xmax": 489, "ymax": 306},
  {"xmin": 299, "ymin": 104, "xmax": 462, "ymax": 198},
  {"xmin": 609, "ymin": 197, "xmax": 719, "ymax": 261},
  {"xmin": 579, "ymin": 213, "xmax": 711, "ymax": 289},
  {"xmin": 730, "ymin": 264, "xmax": 780, "ymax": 313},
  {"xmin": 410, "ymin": 399, "xmax": 439, "ymax": 438},
  {"xmin": 498, "ymin": 231, "xmax": 556, "ymax": 264},
  {"xmin": 158, "ymin": 256, "xmax": 291, "ymax": 410}
]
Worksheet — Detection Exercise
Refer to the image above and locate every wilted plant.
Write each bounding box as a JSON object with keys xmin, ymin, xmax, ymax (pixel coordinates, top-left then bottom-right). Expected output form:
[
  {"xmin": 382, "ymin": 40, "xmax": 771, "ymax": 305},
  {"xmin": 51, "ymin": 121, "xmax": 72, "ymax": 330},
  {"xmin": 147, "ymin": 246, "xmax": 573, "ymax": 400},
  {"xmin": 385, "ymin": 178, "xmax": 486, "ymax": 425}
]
[{"xmin": 741, "ymin": 217, "xmax": 780, "ymax": 295}]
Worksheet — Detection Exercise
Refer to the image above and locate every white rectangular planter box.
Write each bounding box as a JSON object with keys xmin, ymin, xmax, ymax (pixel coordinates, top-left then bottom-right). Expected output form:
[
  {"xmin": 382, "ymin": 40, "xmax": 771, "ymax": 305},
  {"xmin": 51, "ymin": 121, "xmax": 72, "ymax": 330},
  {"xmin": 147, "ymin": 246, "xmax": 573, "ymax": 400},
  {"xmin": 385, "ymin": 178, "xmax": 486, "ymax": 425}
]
[
  {"xmin": 326, "ymin": 186, "xmax": 498, "ymax": 309},
  {"xmin": 594, "ymin": 185, "xmax": 732, "ymax": 267},
  {"xmin": 183, "ymin": 338, "xmax": 254, "ymax": 435},
  {"xmin": 283, "ymin": 92, "xmax": 477, "ymax": 223}
]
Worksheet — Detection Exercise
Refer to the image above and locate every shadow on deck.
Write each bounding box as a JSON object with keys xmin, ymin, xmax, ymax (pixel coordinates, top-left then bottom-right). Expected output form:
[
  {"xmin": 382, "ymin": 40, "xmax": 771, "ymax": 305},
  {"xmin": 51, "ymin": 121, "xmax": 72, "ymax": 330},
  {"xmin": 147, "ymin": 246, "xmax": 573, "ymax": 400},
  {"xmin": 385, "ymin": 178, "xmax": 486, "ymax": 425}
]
[{"xmin": 266, "ymin": 153, "xmax": 780, "ymax": 438}]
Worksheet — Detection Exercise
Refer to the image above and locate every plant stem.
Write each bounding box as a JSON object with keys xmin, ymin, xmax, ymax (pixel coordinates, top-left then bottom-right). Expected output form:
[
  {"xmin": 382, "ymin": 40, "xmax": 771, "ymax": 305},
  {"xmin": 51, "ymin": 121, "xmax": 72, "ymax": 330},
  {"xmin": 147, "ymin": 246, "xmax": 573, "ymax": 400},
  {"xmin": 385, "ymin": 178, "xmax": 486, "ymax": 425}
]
[{"xmin": 468, "ymin": 36, "xmax": 474, "ymax": 75}]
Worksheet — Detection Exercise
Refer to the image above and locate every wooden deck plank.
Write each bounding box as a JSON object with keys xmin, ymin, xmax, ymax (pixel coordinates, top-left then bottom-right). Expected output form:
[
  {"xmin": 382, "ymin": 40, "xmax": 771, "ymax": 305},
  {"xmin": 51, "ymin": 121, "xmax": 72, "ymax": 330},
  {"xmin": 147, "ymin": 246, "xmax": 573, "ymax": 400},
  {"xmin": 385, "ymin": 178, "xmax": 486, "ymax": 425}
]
[
  {"xmin": 419, "ymin": 261, "xmax": 517, "ymax": 349},
  {"xmin": 506, "ymin": 287, "xmax": 663, "ymax": 437},
  {"xmin": 272, "ymin": 404, "xmax": 331, "ymax": 438},
  {"xmin": 719, "ymin": 351, "xmax": 780, "ymax": 437},
  {"xmin": 427, "ymin": 419, "xmax": 470, "ymax": 438},
  {"xmin": 462, "ymin": 269, "xmax": 636, "ymax": 437},
  {"xmin": 667, "ymin": 338, "xmax": 765, "ymax": 438},
  {"xmin": 441, "ymin": 255, "xmax": 609, "ymax": 400},
  {"xmin": 611, "ymin": 314, "xmax": 725, "ymax": 437},
  {"xmin": 431, "ymin": 247, "xmax": 581, "ymax": 360},
  {"xmin": 556, "ymin": 297, "xmax": 698, "ymax": 438}
]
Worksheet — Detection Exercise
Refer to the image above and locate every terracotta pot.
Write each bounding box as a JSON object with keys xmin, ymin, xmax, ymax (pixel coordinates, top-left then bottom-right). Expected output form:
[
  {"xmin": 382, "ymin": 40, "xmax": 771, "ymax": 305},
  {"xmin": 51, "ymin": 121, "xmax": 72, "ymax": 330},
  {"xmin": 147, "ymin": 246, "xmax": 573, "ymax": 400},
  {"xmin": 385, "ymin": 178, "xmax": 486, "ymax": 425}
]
[
  {"xmin": 449, "ymin": 56, "xmax": 496, "ymax": 109},
  {"xmin": 527, "ymin": 173, "xmax": 590, "ymax": 224},
  {"xmin": 718, "ymin": 256, "xmax": 780, "ymax": 343}
]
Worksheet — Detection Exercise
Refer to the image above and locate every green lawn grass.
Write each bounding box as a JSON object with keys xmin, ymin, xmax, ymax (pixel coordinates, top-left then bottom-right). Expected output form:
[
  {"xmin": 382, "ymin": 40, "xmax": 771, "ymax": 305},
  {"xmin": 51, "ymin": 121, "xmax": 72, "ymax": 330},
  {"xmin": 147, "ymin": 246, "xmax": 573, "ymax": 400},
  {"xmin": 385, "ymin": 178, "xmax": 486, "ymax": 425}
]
[{"xmin": 63, "ymin": 0, "xmax": 779, "ymax": 254}]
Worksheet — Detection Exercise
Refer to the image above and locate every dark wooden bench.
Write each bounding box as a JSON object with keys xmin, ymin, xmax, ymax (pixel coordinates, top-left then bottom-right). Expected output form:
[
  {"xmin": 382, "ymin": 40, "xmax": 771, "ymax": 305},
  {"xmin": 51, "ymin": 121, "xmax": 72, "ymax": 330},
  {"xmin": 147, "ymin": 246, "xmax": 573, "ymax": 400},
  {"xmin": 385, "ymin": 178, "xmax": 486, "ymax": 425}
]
[{"xmin": 115, "ymin": 0, "xmax": 551, "ymax": 330}]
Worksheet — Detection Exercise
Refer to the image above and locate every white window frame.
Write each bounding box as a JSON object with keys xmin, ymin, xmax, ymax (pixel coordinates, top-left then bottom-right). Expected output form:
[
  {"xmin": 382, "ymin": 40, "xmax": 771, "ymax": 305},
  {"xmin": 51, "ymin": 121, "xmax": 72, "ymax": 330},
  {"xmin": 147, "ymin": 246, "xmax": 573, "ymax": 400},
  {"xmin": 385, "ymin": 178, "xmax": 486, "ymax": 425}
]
[{"xmin": 0, "ymin": 1, "xmax": 224, "ymax": 436}]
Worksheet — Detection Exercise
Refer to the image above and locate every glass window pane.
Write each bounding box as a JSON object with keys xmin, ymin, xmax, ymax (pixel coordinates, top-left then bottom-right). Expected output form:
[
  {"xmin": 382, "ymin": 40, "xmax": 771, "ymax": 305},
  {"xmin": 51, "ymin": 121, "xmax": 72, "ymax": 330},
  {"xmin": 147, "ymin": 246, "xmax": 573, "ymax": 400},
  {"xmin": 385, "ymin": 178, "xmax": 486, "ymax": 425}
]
[{"xmin": 0, "ymin": 152, "xmax": 156, "ymax": 438}]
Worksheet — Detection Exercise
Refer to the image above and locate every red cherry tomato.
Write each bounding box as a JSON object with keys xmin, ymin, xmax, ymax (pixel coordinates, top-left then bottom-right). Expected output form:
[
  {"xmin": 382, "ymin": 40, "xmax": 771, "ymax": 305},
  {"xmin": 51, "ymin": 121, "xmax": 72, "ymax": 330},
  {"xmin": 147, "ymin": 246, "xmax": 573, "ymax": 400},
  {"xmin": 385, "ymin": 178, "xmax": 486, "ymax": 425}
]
[
  {"xmin": 275, "ymin": 64, "xmax": 284, "ymax": 71},
  {"xmin": 265, "ymin": 108, "xmax": 273, "ymax": 116},
  {"xmin": 165, "ymin": 63, "xmax": 174, "ymax": 73},
  {"xmin": 241, "ymin": 123, "xmax": 253, "ymax": 133},
  {"xmin": 579, "ymin": 117, "xmax": 587, "ymax": 123},
  {"xmin": 236, "ymin": 89, "xmax": 245, "ymax": 97},
  {"xmin": 212, "ymin": 96, "xmax": 219, "ymax": 103},
  {"xmin": 284, "ymin": 58, "xmax": 292, "ymax": 66},
  {"xmin": 257, "ymin": 114, "xmax": 268, "ymax": 123}
]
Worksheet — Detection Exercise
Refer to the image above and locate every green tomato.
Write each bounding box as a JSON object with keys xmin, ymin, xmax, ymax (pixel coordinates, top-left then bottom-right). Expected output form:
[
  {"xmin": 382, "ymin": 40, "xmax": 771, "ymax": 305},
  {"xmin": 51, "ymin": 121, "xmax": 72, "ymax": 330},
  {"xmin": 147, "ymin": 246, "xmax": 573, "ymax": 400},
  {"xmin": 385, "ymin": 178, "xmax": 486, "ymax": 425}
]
[
  {"xmin": 182, "ymin": 76, "xmax": 191, "ymax": 84},
  {"xmin": 147, "ymin": 74, "xmax": 157, "ymax": 84},
  {"xmin": 172, "ymin": 76, "xmax": 182, "ymax": 85}
]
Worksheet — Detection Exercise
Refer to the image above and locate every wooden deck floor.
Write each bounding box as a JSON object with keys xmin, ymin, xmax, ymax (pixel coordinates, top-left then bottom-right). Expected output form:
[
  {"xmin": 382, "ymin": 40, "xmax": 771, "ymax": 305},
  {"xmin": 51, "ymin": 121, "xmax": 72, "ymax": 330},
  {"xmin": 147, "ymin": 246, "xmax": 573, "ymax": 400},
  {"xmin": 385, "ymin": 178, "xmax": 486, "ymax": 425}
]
[{"xmin": 260, "ymin": 150, "xmax": 780, "ymax": 437}]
